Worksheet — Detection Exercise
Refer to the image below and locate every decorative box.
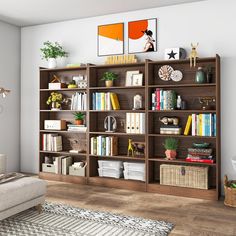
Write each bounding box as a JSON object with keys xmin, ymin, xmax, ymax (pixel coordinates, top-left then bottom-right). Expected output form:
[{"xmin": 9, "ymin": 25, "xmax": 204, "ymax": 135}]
[
  {"xmin": 69, "ymin": 165, "xmax": 86, "ymax": 177},
  {"xmin": 42, "ymin": 163, "xmax": 56, "ymax": 173},
  {"xmin": 48, "ymin": 75, "xmax": 67, "ymax": 89},
  {"xmin": 44, "ymin": 120, "xmax": 67, "ymax": 130}
]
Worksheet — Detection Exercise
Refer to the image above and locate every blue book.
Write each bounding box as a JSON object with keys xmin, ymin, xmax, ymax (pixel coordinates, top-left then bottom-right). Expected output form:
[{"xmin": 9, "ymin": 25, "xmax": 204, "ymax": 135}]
[
  {"xmin": 92, "ymin": 93, "xmax": 96, "ymax": 110},
  {"xmin": 214, "ymin": 114, "xmax": 217, "ymax": 136}
]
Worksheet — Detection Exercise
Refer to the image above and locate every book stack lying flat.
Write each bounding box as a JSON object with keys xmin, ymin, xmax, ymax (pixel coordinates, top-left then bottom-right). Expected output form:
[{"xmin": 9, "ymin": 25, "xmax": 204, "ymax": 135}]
[
  {"xmin": 67, "ymin": 124, "xmax": 87, "ymax": 132},
  {"xmin": 92, "ymin": 92, "xmax": 120, "ymax": 110},
  {"xmin": 71, "ymin": 92, "xmax": 87, "ymax": 111},
  {"xmin": 160, "ymin": 125, "xmax": 182, "ymax": 135},
  {"xmin": 186, "ymin": 148, "xmax": 215, "ymax": 164},
  {"xmin": 42, "ymin": 134, "xmax": 62, "ymax": 152},
  {"xmin": 98, "ymin": 160, "xmax": 123, "ymax": 179},
  {"xmin": 91, "ymin": 136, "xmax": 118, "ymax": 156},
  {"xmin": 151, "ymin": 88, "xmax": 177, "ymax": 110},
  {"xmin": 123, "ymin": 162, "xmax": 145, "ymax": 182}
]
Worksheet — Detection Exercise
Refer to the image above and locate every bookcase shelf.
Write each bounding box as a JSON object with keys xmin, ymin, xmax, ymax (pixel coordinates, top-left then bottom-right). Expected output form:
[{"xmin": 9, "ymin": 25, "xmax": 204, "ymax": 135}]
[{"xmin": 39, "ymin": 55, "xmax": 221, "ymax": 200}]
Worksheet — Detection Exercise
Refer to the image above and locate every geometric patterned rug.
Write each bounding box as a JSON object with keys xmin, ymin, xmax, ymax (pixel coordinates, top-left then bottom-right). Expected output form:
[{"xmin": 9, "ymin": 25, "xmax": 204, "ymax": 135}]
[{"xmin": 0, "ymin": 202, "xmax": 174, "ymax": 236}]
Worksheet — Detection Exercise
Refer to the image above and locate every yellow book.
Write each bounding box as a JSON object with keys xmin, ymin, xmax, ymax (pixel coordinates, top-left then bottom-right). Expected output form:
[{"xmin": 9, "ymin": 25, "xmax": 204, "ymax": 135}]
[
  {"xmin": 101, "ymin": 93, "xmax": 105, "ymax": 110},
  {"xmin": 199, "ymin": 114, "xmax": 203, "ymax": 136},
  {"xmin": 184, "ymin": 115, "xmax": 192, "ymax": 135},
  {"xmin": 110, "ymin": 93, "xmax": 120, "ymax": 110}
]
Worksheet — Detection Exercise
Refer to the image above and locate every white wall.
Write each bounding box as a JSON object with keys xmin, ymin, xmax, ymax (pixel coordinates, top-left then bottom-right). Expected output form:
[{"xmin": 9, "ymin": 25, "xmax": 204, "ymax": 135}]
[
  {"xmin": 0, "ymin": 21, "xmax": 20, "ymax": 172},
  {"xmin": 21, "ymin": 0, "xmax": 236, "ymax": 184}
]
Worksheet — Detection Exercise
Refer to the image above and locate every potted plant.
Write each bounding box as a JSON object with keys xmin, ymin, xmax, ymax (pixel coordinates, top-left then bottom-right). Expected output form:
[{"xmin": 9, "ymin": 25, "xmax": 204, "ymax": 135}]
[
  {"xmin": 46, "ymin": 92, "xmax": 63, "ymax": 110},
  {"xmin": 101, "ymin": 72, "xmax": 117, "ymax": 87},
  {"xmin": 73, "ymin": 112, "xmax": 85, "ymax": 125},
  {"xmin": 40, "ymin": 41, "xmax": 68, "ymax": 69},
  {"xmin": 163, "ymin": 138, "xmax": 178, "ymax": 160}
]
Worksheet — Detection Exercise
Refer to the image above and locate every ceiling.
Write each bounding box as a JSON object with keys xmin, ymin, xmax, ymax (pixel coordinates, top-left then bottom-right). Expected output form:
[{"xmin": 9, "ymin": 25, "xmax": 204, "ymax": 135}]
[{"xmin": 0, "ymin": 0, "xmax": 206, "ymax": 27}]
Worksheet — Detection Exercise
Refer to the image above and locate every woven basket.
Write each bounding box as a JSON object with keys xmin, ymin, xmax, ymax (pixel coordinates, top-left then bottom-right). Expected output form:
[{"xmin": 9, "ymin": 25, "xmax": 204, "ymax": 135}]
[
  {"xmin": 160, "ymin": 164, "xmax": 208, "ymax": 189},
  {"xmin": 224, "ymin": 175, "xmax": 236, "ymax": 207}
]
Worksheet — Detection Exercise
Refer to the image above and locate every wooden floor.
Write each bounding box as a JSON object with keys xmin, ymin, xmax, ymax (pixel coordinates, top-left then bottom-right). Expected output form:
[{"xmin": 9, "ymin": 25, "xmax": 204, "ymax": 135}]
[{"xmin": 46, "ymin": 180, "xmax": 236, "ymax": 236}]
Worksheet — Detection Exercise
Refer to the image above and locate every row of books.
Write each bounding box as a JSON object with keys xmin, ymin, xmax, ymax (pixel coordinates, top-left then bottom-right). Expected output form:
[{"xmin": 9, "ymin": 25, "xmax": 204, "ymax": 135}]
[
  {"xmin": 42, "ymin": 134, "xmax": 62, "ymax": 152},
  {"xmin": 184, "ymin": 114, "xmax": 216, "ymax": 136},
  {"xmin": 67, "ymin": 124, "xmax": 87, "ymax": 132},
  {"xmin": 71, "ymin": 92, "xmax": 87, "ymax": 111},
  {"xmin": 90, "ymin": 136, "xmax": 118, "ymax": 156},
  {"xmin": 92, "ymin": 92, "xmax": 120, "ymax": 110},
  {"xmin": 151, "ymin": 89, "xmax": 176, "ymax": 110},
  {"xmin": 54, "ymin": 156, "xmax": 73, "ymax": 174},
  {"xmin": 126, "ymin": 113, "xmax": 145, "ymax": 134},
  {"xmin": 185, "ymin": 148, "xmax": 215, "ymax": 164}
]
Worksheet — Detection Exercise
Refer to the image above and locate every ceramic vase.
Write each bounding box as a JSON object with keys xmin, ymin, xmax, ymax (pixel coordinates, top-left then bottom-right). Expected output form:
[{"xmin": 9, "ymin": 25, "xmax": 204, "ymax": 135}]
[
  {"xmin": 51, "ymin": 101, "xmax": 61, "ymax": 111},
  {"xmin": 195, "ymin": 67, "xmax": 206, "ymax": 83},
  {"xmin": 48, "ymin": 58, "xmax": 57, "ymax": 69},
  {"xmin": 105, "ymin": 80, "xmax": 113, "ymax": 87},
  {"xmin": 165, "ymin": 150, "xmax": 177, "ymax": 160},
  {"xmin": 75, "ymin": 120, "xmax": 83, "ymax": 125}
]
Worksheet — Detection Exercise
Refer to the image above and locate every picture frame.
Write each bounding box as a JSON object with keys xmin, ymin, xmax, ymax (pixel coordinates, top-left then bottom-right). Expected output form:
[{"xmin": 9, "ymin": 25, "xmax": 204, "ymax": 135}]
[
  {"xmin": 98, "ymin": 23, "xmax": 124, "ymax": 56},
  {"xmin": 131, "ymin": 141, "xmax": 146, "ymax": 156},
  {"xmin": 128, "ymin": 18, "xmax": 157, "ymax": 54},
  {"xmin": 125, "ymin": 70, "xmax": 139, "ymax": 86},
  {"xmin": 132, "ymin": 74, "xmax": 143, "ymax": 86}
]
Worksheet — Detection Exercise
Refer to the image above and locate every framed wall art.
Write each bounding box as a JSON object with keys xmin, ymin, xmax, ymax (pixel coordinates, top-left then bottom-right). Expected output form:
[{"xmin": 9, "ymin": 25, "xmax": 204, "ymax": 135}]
[
  {"xmin": 98, "ymin": 23, "xmax": 124, "ymax": 56},
  {"xmin": 128, "ymin": 18, "xmax": 157, "ymax": 54}
]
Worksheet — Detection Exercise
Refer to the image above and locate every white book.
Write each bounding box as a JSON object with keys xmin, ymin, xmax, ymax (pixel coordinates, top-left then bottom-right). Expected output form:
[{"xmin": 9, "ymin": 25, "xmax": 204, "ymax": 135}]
[
  {"xmin": 53, "ymin": 136, "xmax": 62, "ymax": 152},
  {"xmin": 91, "ymin": 137, "xmax": 94, "ymax": 155},
  {"xmin": 139, "ymin": 113, "xmax": 145, "ymax": 134},
  {"xmin": 126, "ymin": 113, "xmax": 131, "ymax": 133},
  {"xmin": 192, "ymin": 114, "xmax": 196, "ymax": 136},
  {"xmin": 135, "ymin": 113, "xmax": 140, "ymax": 134},
  {"xmin": 43, "ymin": 134, "xmax": 47, "ymax": 151},
  {"xmin": 71, "ymin": 94, "xmax": 74, "ymax": 110},
  {"xmin": 107, "ymin": 92, "xmax": 111, "ymax": 110},
  {"xmin": 105, "ymin": 136, "xmax": 110, "ymax": 156},
  {"xmin": 55, "ymin": 156, "xmax": 65, "ymax": 174},
  {"xmin": 130, "ymin": 113, "xmax": 136, "ymax": 134},
  {"xmin": 62, "ymin": 156, "xmax": 73, "ymax": 175},
  {"xmin": 202, "ymin": 114, "xmax": 206, "ymax": 136},
  {"xmin": 97, "ymin": 136, "xmax": 102, "ymax": 156}
]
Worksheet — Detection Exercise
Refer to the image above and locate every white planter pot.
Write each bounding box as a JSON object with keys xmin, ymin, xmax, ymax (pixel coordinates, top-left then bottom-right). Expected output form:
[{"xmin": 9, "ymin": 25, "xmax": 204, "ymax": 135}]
[
  {"xmin": 0, "ymin": 154, "xmax": 6, "ymax": 174},
  {"xmin": 48, "ymin": 58, "xmax": 57, "ymax": 69}
]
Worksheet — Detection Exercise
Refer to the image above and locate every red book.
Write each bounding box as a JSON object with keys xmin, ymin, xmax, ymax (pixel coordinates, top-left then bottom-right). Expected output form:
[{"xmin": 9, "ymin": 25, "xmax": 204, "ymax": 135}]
[
  {"xmin": 155, "ymin": 88, "xmax": 160, "ymax": 110},
  {"xmin": 186, "ymin": 158, "xmax": 214, "ymax": 164}
]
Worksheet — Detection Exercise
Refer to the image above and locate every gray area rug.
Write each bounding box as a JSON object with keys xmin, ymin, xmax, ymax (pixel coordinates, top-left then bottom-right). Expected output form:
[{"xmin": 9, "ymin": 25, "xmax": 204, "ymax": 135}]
[{"xmin": 0, "ymin": 202, "xmax": 174, "ymax": 236}]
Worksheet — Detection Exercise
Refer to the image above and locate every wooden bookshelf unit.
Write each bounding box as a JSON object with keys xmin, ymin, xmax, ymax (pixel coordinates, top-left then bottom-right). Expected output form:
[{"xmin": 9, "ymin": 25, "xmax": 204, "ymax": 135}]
[{"xmin": 39, "ymin": 55, "xmax": 221, "ymax": 200}]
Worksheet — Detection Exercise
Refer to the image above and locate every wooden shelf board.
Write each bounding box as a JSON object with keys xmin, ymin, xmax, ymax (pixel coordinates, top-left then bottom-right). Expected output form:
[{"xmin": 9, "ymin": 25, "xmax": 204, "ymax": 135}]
[
  {"xmin": 147, "ymin": 183, "xmax": 217, "ymax": 200},
  {"xmin": 148, "ymin": 134, "xmax": 216, "ymax": 139},
  {"xmin": 39, "ymin": 150, "xmax": 87, "ymax": 156},
  {"xmin": 40, "ymin": 130, "xmax": 86, "ymax": 134},
  {"xmin": 89, "ymin": 86, "xmax": 145, "ymax": 90},
  {"xmin": 40, "ymin": 66, "xmax": 87, "ymax": 72},
  {"xmin": 148, "ymin": 110, "xmax": 216, "ymax": 113},
  {"xmin": 89, "ymin": 110, "xmax": 145, "ymax": 113},
  {"xmin": 90, "ymin": 154, "xmax": 145, "ymax": 161},
  {"xmin": 88, "ymin": 176, "xmax": 146, "ymax": 191},
  {"xmin": 40, "ymin": 88, "xmax": 87, "ymax": 92},
  {"xmin": 40, "ymin": 110, "xmax": 87, "ymax": 112},
  {"xmin": 148, "ymin": 158, "xmax": 216, "ymax": 166},
  {"xmin": 89, "ymin": 131, "xmax": 145, "ymax": 136},
  {"xmin": 148, "ymin": 83, "xmax": 216, "ymax": 88},
  {"xmin": 39, "ymin": 172, "xmax": 87, "ymax": 185}
]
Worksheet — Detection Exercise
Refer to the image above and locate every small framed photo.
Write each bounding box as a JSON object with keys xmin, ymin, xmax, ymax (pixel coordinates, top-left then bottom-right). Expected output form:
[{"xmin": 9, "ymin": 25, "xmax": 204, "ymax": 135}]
[
  {"xmin": 132, "ymin": 74, "xmax": 143, "ymax": 86},
  {"xmin": 125, "ymin": 70, "xmax": 139, "ymax": 86}
]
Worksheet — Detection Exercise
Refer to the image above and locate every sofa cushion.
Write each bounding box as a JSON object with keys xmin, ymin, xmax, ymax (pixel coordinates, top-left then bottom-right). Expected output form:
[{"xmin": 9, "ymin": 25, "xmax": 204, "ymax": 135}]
[{"xmin": 0, "ymin": 177, "xmax": 46, "ymax": 212}]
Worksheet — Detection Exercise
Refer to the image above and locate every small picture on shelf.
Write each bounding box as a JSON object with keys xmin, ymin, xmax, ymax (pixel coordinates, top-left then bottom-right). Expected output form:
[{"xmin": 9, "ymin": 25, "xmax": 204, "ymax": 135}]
[
  {"xmin": 72, "ymin": 75, "xmax": 87, "ymax": 88},
  {"xmin": 132, "ymin": 141, "xmax": 145, "ymax": 156},
  {"xmin": 125, "ymin": 70, "xmax": 139, "ymax": 86},
  {"xmin": 132, "ymin": 74, "xmax": 143, "ymax": 86}
]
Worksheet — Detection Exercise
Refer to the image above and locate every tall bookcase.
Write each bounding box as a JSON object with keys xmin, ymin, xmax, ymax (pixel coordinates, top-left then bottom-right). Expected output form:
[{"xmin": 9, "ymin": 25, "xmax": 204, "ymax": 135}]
[{"xmin": 39, "ymin": 55, "xmax": 221, "ymax": 200}]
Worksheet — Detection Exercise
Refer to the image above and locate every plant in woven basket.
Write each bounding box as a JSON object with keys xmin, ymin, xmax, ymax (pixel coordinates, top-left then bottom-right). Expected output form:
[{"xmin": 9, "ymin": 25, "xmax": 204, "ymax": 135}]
[
  {"xmin": 163, "ymin": 138, "xmax": 178, "ymax": 160},
  {"xmin": 73, "ymin": 112, "xmax": 85, "ymax": 125},
  {"xmin": 46, "ymin": 92, "xmax": 63, "ymax": 110}
]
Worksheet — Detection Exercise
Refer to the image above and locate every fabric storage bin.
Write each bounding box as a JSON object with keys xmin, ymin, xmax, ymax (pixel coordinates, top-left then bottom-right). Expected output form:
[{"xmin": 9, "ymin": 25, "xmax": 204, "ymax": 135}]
[
  {"xmin": 98, "ymin": 168, "xmax": 122, "ymax": 179},
  {"xmin": 160, "ymin": 164, "xmax": 208, "ymax": 189},
  {"xmin": 123, "ymin": 170, "xmax": 145, "ymax": 182},
  {"xmin": 123, "ymin": 162, "xmax": 145, "ymax": 172},
  {"xmin": 98, "ymin": 160, "xmax": 123, "ymax": 170},
  {"xmin": 42, "ymin": 163, "xmax": 56, "ymax": 173},
  {"xmin": 69, "ymin": 164, "xmax": 86, "ymax": 177}
]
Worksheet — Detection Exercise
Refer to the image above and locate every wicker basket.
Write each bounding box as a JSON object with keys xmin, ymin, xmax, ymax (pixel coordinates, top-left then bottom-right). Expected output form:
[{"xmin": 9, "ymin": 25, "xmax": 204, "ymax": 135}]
[
  {"xmin": 224, "ymin": 175, "xmax": 236, "ymax": 207},
  {"xmin": 160, "ymin": 164, "xmax": 208, "ymax": 189}
]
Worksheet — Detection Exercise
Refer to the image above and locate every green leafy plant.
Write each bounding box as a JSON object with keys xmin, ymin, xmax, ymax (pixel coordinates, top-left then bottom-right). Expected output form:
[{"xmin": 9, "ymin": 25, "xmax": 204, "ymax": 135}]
[
  {"xmin": 101, "ymin": 72, "xmax": 118, "ymax": 81},
  {"xmin": 46, "ymin": 92, "xmax": 63, "ymax": 108},
  {"xmin": 163, "ymin": 138, "xmax": 178, "ymax": 150},
  {"xmin": 73, "ymin": 112, "xmax": 85, "ymax": 121},
  {"xmin": 40, "ymin": 41, "xmax": 68, "ymax": 60}
]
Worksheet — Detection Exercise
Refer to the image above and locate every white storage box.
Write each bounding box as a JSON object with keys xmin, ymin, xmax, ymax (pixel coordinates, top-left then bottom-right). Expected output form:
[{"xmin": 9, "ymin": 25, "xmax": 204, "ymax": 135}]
[
  {"xmin": 123, "ymin": 162, "xmax": 145, "ymax": 172},
  {"xmin": 98, "ymin": 168, "xmax": 123, "ymax": 179},
  {"xmin": 123, "ymin": 170, "xmax": 145, "ymax": 182},
  {"xmin": 69, "ymin": 165, "xmax": 86, "ymax": 177},
  {"xmin": 42, "ymin": 163, "xmax": 56, "ymax": 173},
  {"xmin": 98, "ymin": 160, "xmax": 123, "ymax": 170}
]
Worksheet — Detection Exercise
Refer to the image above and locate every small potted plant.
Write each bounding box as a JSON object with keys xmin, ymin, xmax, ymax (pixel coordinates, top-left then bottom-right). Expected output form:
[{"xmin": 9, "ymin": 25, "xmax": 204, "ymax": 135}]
[
  {"xmin": 40, "ymin": 41, "xmax": 68, "ymax": 69},
  {"xmin": 46, "ymin": 92, "xmax": 63, "ymax": 110},
  {"xmin": 73, "ymin": 112, "xmax": 85, "ymax": 125},
  {"xmin": 163, "ymin": 138, "xmax": 178, "ymax": 160},
  {"xmin": 101, "ymin": 72, "xmax": 117, "ymax": 87}
]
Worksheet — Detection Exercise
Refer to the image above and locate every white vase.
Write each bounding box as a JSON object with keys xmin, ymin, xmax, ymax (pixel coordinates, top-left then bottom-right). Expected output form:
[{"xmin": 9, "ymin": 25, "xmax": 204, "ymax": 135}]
[
  {"xmin": 48, "ymin": 58, "xmax": 57, "ymax": 69},
  {"xmin": 0, "ymin": 154, "xmax": 6, "ymax": 174}
]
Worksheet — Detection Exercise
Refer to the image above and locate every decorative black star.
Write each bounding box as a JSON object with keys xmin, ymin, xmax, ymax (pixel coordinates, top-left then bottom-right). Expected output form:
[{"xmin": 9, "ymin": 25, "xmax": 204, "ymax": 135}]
[{"xmin": 168, "ymin": 50, "xmax": 177, "ymax": 59}]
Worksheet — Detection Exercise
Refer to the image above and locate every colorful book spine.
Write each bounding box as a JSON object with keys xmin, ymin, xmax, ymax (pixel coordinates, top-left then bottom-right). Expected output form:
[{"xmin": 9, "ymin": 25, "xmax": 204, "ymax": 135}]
[
  {"xmin": 184, "ymin": 115, "xmax": 192, "ymax": 135},
  {"xmin": 155, "ymin": 88, "xmax": 160, "ymax": 110},
  {"xmin": 110, "ymin": 93, "xmax": 120, "ymax": 110}
]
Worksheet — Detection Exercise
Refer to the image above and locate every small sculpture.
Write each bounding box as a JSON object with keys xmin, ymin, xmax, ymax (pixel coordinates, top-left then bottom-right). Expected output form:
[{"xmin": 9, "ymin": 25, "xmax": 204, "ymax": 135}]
[
  {"xmin": 159, "ymin": 116, "xmax": 179, "ymax": 126},
  {"xmin": 133, "ymin": 94, "xmax": 143, "ymax": 110},
  {"xmin": 127, "ymin": 139, "xmax": 134, "ymax": 157},
  {"xmin": 199, "ymin": 96, "xmax": 216, "ymax": 110},
  {"xmin": 190, "ymin": 43, "xmax": 199, "ymax": 67},
  {"xmin": 104, "ymin": 116, "xmax": 117, "ymax": 132}
]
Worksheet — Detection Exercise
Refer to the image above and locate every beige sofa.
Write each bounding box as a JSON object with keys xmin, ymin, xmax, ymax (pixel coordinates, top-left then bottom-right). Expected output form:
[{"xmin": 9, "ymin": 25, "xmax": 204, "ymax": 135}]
[{"xmin": 0, "ymin": 177, "xmax": 46, "ymax": 220}]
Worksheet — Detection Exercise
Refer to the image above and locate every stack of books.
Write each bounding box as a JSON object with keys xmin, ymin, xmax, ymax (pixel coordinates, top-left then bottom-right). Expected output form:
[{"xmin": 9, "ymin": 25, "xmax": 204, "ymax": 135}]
[
  {"xmin": 184, "ymin": 114, "xmax": 216, "ymax": 136},
  {"xmin": 92, "ymin": 92, "xmax": 120, "ymax": 110},
  {"xmin": 42, "ymin": 134, "xmax": 62, "ymax": 152},
  {"xmin": 186, "ymin": 148, "xmax": 214, "ymax": 164},
  {"xmin": 126, "ymin": 113, "xmax": 145, "ymax": 134},
  {"xmin": 160, "ymin": 125, "xmax": 182, "ymax": 135},
  {"xmin": 91, "ymin": 136, "xmax": 118, "ymax": 156},
  {"xmin": 151, "ymin": 89, "xmax": 177, "ymax": 110},
  {"xmin": 67, "ymin": 124, "xmax": 87, "ymax": 132},
  {"xmin": 71, "ymin": 92, "xmax": 87, "ymax": 110}
]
